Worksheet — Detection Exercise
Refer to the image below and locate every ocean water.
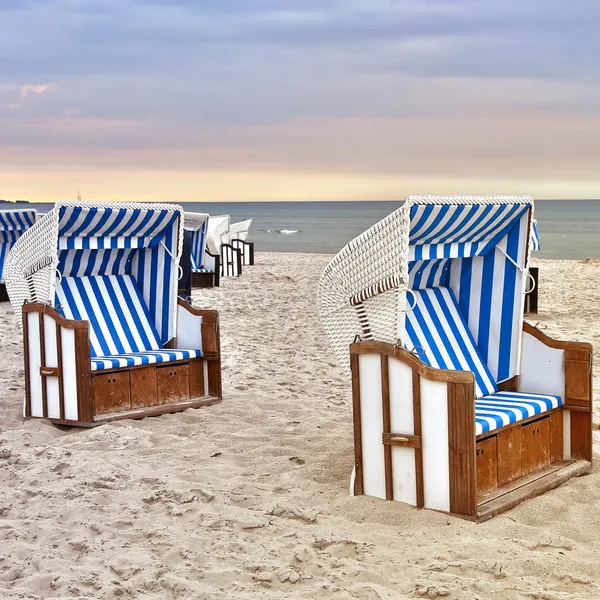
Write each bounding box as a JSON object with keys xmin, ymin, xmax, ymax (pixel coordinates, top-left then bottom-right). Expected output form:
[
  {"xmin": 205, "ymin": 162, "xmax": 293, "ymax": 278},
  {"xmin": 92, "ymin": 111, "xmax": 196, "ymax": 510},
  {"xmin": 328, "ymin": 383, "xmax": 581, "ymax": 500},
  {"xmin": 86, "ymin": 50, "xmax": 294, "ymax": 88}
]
[{"xmin": 1, "ymin": 199, "xmax": 599, "ymax": 259}]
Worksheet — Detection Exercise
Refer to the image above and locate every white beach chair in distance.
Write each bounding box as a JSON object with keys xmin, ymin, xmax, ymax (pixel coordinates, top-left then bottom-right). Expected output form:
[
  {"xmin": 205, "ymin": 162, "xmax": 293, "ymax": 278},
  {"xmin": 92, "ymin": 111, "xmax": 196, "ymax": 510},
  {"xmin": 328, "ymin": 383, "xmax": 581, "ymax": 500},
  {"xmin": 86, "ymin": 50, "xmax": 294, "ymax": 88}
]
[
  {"xmin": 318, "ymin": 195, "xmax": 592, "ymax": 521},
  {"xmin": 0, "ymin": 209, "xmax": 36, "ymax": 302},
  {"xmin": 230, "ymin": 219, "xmax": 255, "ymax": 266},
  {"xmin": 207, "ymin": 215, "xmax": 242, "ymax": 278},
  {"xmin": 184, "ymin": 211, "xmax": 220, "ymax": 288},
  {"xmin": 5, "ymin": 201, "xmax": 222, "ymax": 426},
  {"xmin": 525, "ymin": 220, "xmax": 541, "ymax": 314}
]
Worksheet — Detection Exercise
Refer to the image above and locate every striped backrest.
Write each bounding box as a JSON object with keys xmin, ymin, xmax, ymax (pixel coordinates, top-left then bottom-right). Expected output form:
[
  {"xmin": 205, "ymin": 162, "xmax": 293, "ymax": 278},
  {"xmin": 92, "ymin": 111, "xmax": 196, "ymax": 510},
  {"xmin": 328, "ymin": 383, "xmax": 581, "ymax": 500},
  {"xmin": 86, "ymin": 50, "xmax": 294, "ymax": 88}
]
[
  {"xmin": 190, "ymin": 222, "xmax": 207, "ymax": 271},
  {"xmin": 56, "ymin": 275, "xmax": 161, "ymax": 357},
  {"xmin": 405, "ymin": 287, "xmax": 498, "ymax": 399}
]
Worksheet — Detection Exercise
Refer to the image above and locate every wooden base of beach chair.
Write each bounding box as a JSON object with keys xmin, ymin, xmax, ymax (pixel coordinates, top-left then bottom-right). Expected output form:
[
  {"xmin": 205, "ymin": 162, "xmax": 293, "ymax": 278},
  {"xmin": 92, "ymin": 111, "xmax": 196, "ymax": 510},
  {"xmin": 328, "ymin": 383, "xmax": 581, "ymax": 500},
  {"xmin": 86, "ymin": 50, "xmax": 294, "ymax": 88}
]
[
  {"xmin": 231, "ymin": 239, "xmax": 255, "ymax": 266},
  {"xmin": 0, "ymin": 283, "xmax": 8, "ymax": 302},
  {"xmin": 21, "ymin": 300, "xmax": 222, "ymax": 427},
  {"xmin": 524, "ymin": 266, "xmax": 539, "ymax": 314},
  {"xmin": 191, "ymin": 251, "xmax": 220, "ymax": 288},
  {"xmin": 221, "ymin": 243, "xmax": 243, "ymax": 277},
  {"xmin": 349, "ymin": 324, "xmax": 592, "ymax": 520}
]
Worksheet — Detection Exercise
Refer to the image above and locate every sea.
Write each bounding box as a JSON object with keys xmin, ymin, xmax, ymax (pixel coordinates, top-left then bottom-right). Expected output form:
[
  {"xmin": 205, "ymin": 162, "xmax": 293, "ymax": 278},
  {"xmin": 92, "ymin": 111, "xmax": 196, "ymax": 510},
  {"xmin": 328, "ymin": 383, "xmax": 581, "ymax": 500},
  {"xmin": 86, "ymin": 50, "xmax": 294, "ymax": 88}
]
[{"xmin": 1, "ymin": 199, "xmax": 599, "ymax": 259}]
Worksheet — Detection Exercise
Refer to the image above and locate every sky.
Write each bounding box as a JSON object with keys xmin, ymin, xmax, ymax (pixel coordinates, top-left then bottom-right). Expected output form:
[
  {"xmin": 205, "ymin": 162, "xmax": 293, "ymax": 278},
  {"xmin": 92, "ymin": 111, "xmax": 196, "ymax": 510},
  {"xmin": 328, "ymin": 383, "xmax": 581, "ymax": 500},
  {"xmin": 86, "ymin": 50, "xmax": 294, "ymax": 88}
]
[{"xmin": 1, "ymin": 0, "xmax": 600, "ymax": 202}]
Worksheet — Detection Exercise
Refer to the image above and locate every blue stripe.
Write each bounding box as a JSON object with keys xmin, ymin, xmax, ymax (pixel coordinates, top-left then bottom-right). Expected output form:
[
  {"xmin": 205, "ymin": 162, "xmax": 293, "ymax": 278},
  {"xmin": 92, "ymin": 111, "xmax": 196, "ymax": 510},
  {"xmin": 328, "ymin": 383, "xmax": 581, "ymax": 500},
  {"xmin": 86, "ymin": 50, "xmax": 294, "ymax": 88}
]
[{"xmin": 477, "ymin": 251, "xmax": 495, "ymax": 361}]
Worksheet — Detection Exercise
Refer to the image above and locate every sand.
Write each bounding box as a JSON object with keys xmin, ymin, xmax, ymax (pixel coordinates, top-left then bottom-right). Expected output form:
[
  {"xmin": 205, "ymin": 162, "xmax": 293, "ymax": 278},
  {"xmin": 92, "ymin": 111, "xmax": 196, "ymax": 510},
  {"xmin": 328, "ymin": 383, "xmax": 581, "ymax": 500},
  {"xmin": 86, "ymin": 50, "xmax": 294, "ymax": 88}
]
[{"xmin": 1, "ymin": 253, "xmax": 599, "ymax": 600}]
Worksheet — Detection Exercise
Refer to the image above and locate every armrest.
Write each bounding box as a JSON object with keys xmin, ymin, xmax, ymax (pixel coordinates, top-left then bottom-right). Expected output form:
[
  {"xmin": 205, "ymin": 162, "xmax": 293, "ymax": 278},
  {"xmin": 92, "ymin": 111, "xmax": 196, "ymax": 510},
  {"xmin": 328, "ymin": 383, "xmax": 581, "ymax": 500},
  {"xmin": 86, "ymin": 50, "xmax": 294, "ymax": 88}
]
[
  {"xmin": 350, "ymin": 341, "xmax": 475, "ymax": 385},
  {"xmin": 23, "ymin": 302, "xmax": 89, "ymax": 330},
  {"xmin": 520, "ymin": 322, "xmax": 593, "ymax": 410},
  {"xmin": 176, "ymin": 299, "xmax": 219, "ymax": 358}
]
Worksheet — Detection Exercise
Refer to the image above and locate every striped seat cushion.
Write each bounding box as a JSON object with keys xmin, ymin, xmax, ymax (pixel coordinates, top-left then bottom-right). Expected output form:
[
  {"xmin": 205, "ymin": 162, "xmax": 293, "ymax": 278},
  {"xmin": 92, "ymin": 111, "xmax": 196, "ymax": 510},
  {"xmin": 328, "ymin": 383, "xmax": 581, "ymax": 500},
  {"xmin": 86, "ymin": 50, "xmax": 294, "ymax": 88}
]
[
  {"xmin": 57, "ymin": 275, "xmax": 202, "ymax": 370},
  {"xmin": 476, "ymin": 391, "xmax": 562, "ymax": 435},
  {"xmin": 92, "ymin": 349, "xmax": 202, "ymax": 371},
  {"xmin": 405, "ymin": 287, "xmax": 498, "ymax": 398},
  {"xmin": 193, "ymin": 268, "xmax": 214, "ymax": 273},
  {"xmin": 57, "ymin": 274, "xmax": 162, "ymax": 357}
]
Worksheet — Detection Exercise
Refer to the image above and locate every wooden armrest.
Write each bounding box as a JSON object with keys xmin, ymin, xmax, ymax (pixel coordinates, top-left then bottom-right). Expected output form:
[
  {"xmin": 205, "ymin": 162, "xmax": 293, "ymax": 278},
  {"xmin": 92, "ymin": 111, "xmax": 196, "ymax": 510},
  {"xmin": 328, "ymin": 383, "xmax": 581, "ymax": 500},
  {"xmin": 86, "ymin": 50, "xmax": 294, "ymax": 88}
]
[
  {"xmin": 176, "ymin": 299, "xmax": 219, "ymax": 357},
  {"xmin": 350, "ymin": 341, "xmax": 475, "ymax": 385},
  {"xmin": 22, "ymin": 302, "xmax": 88, "ymax": 330}
]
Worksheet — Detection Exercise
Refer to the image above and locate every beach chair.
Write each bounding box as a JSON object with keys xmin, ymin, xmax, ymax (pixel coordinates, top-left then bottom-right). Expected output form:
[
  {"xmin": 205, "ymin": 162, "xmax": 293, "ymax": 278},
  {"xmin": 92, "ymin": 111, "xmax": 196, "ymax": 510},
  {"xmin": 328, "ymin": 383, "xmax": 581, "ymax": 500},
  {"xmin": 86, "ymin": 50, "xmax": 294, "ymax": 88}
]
[
  {"xmin": 184, "ymin": 212, "xmax": 220, "ymax": 288},
  {"xmin": 0, "ymin": 209, "xmax": 36, "ymax": 302},
  {"xmin": 318, "ymin": 196, "xmax": 592, "ymax": 520},
  {"xmin": 230, "ymin": 219, "xmax": 255, "ymax": 266},
  {"xmin": 207, "ymin": 215, "xmax": 242, "ymax": 278},
  {"xmin": 525, "ymin": 220, "xmax": 540, "ymax": 314},
  {"xmin": 5, "ymin": 201, "xmax": 222, "ymax": 426}
]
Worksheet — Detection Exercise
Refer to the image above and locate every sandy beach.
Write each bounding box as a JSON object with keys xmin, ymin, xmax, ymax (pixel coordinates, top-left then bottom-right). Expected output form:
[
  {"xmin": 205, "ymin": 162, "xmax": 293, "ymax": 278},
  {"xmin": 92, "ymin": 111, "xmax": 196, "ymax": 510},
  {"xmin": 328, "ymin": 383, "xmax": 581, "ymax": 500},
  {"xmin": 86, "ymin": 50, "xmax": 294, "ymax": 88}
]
[{"xmin": 1, "ymin": 252, "xmax": 599, "ymax": 600}]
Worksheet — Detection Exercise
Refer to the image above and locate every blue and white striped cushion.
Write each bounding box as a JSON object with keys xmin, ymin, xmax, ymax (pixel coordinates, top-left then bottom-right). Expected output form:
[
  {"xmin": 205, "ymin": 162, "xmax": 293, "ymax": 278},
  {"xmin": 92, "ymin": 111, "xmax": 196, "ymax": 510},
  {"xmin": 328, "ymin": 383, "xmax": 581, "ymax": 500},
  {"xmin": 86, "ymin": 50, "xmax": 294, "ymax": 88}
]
[
  {"xmin": 91, "ymin": 349, "xmax": 202, "ymax": 371},
  {"xmin": 405, "ymin": 287, "xmax": 498, "ymax": 399},
  {"xmin": 56, "ymin": 274, "xmax": 162, "ymax": 357},
  {"xmin": 193, "ymin": 268, "xmax": 214, "ymax": 273},
  {"xmin": 475, "ymin": 391, "xmax": 562, "ymax": 435}
]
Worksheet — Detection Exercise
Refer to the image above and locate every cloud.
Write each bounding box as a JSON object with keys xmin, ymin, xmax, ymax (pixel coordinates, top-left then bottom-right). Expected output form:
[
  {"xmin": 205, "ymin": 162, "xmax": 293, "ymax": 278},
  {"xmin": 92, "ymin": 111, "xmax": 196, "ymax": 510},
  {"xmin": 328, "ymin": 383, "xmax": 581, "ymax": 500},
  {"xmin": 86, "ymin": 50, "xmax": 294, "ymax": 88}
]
[{"xmin": 0, "ymin": 0, "xmax": 599, "ymax": 198}]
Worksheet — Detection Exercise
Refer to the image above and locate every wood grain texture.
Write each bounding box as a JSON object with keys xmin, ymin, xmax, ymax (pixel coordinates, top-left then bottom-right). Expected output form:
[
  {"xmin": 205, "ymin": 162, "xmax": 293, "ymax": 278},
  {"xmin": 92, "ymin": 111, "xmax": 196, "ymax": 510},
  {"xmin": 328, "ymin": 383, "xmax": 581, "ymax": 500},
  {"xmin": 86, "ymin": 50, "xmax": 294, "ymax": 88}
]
[
  {"xmin": 350, "ymin": 352, "xmax": 364, "ymax": 496},
  {"xmin": 447, "ymin": 381, "xmax": 477, "ymax": 518},
  {"xmin": 412, "ymin": 371, "xmax": 424, "ymax": 509},
  {"xmin": 74, "ymin": 327, "xmax": 93, "ymax": 424},
  {"xmin": 351, "ymin": 342, "xmax": 475, "ymax": 384},
  {"xmin": 56, "ymin": 321, "xmax": 65, "ymax": 421},
  {"xmin": 157, "ymin": 364, "xmax": 190, "ymax": 404},
  {"xmin": 130, "ymin": 367, "xmax": 158, "ymax": 408},
  {"xmin": 22, "ymin": 308, "xmax": 31, "ymax": 418},
  {"xmin": 189, "ymin": 359, "xmax": 206, "ymax": 398},
  {"xmin": 497, "ymin": 427, "xmax": 522, "ymax": 487},
  {"xmin": 476, "ymin": 437, "xmax": 498, "ymax": 497},
  {"xmin": 92, "ymin": 372, "xmax": 131, "ymax": 415},
  {"xmin": 570, "ymin": 410, "xmax": 593, "ymax": 461},
  {"xmin": 380, "ymin": 355, "xmax": 393, "ymax": 501},
  {"xmin": 39, "ymin": 313, "xmax": 48, "ymax": 418},
  {"xmin": 550, "ymin": 410, "xmax": 564, "ymax": 463},
  {"xmin": 521, "ymin": 417, "xmax": 551, "ymax": 476}
]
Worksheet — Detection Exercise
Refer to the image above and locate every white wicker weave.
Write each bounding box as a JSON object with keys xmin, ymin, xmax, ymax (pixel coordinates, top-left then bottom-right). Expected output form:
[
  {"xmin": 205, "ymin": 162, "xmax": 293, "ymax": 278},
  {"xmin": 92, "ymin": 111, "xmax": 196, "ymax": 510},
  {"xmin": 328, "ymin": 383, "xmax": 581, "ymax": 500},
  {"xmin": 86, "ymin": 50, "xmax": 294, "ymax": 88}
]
[
  {"xmin": 5, "ymin": 201, "xmax": 184, "ymax": 331},
  {"xmin": 318, "ymin": 195, "xmax": 533, "ymax": 372}
]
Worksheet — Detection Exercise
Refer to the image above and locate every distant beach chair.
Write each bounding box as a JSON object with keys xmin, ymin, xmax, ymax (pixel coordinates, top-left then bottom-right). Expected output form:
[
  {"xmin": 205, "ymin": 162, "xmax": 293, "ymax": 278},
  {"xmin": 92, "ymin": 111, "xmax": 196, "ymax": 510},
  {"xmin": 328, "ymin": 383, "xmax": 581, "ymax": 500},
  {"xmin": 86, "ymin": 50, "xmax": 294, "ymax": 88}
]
[
  {"xmin": 184, "ymin": 212, "xmax": 220, "ymax": 288},
  {"xmin": 525, "ymin": 220, "xmax": 540, "ymax": 314},
  {"xmin": 0, "ymin": 209, "xmax": 36, "ymax": 302},
  {"xmin": 318, "ymin": 195, "xmax": 591, "ymax": 520},
  {"xmin": 5, "ymin": 201, "xmax": 222, "ymax": 426},
  {"xmin": 207, "ymin": 215, "xmax": 242, "ymax": 278},
  {"xmin": 230, "ymin": 219, "xmax": 255, "ymax": 266}
]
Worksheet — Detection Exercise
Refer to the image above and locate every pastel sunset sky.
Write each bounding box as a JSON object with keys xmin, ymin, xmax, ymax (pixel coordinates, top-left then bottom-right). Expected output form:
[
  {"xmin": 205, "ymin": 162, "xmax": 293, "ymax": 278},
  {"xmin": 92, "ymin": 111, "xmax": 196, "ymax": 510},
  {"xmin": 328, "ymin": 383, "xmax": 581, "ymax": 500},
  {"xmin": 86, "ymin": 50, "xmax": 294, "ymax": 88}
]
[{"xmin": 1, "ymin": 0, "xmax": 599, "ymax": 202}]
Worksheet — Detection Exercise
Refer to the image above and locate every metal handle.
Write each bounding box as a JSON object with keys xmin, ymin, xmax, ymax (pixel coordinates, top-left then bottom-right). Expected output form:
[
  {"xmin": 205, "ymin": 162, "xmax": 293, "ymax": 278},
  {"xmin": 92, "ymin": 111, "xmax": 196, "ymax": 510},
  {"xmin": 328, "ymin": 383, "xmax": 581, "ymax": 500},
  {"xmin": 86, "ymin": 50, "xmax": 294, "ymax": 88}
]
[{"xmin": 389, "ymin": 435, "xmax": 409, "ymax": 443}]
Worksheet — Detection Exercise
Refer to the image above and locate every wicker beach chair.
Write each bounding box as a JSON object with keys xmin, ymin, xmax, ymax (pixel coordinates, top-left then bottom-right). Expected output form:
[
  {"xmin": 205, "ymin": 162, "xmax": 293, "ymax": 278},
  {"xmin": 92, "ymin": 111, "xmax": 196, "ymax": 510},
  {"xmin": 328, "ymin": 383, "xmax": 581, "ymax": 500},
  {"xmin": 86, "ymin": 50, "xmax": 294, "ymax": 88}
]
[
  {"xmin": 0, "ymin": 209, "xmax": 36, "ymax": 302},
  {"xmin": 5, "ymin": 201, "xmax": 222, "ymax": 426},
  {"xmin": 525, "ymin": 220, "xmax": 541, "ymax": 314},
  {"xmin": 230, "ymin": 219, "xmax": 255, "ymax": 266},
  {"xmin": 184, "ymin": 212, "xmax": 220, "ymax": 288},
  {"xmin": 207, "ymin": 215, "xmax": 242, "ymax": 278},
  {"xmin": 318, "ymin": 195, "xmax": 592, "ymax": 520}
]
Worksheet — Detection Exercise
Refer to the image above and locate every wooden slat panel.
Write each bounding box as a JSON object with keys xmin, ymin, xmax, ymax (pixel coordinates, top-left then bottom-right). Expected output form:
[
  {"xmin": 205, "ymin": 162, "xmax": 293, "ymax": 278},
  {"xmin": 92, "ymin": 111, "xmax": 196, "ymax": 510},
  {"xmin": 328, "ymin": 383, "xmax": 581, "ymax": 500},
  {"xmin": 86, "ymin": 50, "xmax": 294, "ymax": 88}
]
[
  {"xmin": 497, "ymin": 427, "xmax": 521, "ymax": 487},
  {"xmin": 92, "ymin": 372, "xmax": 131, "ymax": 415},
  {"xmin": 56, "ymin": 321, "xmax": 65, "ymax": 421},
  {"xmin": 157, "ymin": 364, "xmax": 190, "ymax": 404},
  {"xmin": 189, "ymin": 359, "xmax": 206, "ymax": 398},
  {"xmin": 351, "ymin": 353, "xmax": 364, "ymax": 496},
  {"xmin": 521, "ymin": 417, "xmax": 551, "ymax": 476},
  {"xmin": 131, "ymin": 367, "xmax": 158, "ymax": 408},
  {"xmin": 412, "ymin": 371, "xmax": 424, "ymax": 509},
  {"xmin": 74, "ymin": 328, "xmax": 93, "ymax": 424},
  {"xmin": 380, "ymin": 355, "xmax": 393, "ymax": 501},
  {"xmin": 476, "ymin": 437, "xmax": 498, "ymax": 497},
  {"xmin": 570, "ymin": 410, "xmax": 592, "ymax": 461},
  {"xmin": 447, "ymin": 381, "xmax": 477, "ymax": 518},
  {"xmin": 550, "ymin": 411, "xmax": 564, "ymax": 463},
  {"xmin": 23, "ymin": 309, "xmax": 32, "ymax": 418},
  {"xmin": 39, "ymin": 313, "xmax": 48, "ymax": 418}
]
